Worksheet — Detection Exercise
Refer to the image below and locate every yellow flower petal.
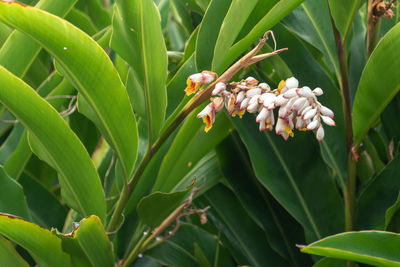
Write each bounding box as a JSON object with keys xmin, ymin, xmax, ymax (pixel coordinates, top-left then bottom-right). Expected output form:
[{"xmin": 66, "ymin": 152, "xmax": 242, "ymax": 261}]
[
  {"xmin": 202, "ymin": 114, "xmax": 213, "ymax": 132},
  {"xmin": 278, "ymin": 80, "xmax": 286, "ymax": 94}
]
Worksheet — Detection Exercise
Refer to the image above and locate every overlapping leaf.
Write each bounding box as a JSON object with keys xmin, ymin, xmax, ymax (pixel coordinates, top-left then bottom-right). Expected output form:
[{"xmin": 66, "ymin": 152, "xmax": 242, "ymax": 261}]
[
  {"xmin": 0, "ymin": 2, "xmax": 138, "ymax": 179},
  {"xmin": 111, "ymin": 0, "xmax": 167, "ymax": 143},
  {"xmin": 0, "ymin": 66, "xmax": 106, "ymax": 220}
]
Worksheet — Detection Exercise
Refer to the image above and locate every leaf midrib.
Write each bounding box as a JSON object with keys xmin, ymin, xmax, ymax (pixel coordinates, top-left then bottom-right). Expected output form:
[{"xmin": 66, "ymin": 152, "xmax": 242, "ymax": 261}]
[{"xmin": 264, "ymin": 133, "xmax": 322, "ymax": 240}]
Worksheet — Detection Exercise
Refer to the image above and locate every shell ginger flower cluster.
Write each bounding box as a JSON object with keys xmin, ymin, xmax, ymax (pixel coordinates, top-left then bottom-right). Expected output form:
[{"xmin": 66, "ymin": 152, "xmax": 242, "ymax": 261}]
[{"xmin": 185, "ymin": 72, "xmax": 336, "ymax": 141}]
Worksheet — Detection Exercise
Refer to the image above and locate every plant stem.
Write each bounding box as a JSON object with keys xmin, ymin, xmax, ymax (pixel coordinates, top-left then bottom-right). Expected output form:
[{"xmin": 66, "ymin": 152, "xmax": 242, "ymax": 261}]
[
  {"xmin": 367, "ymin": 0, "xmax": 381, "ymax": 57},
  {"xmin": 106, "ymin": 32, "xmax": 287, "ymax": 233},
  {"xmin": 333, "ymin": 13, "xmax": 356, "ymax": 230},
  {"xmin": 328, "ymin": 5, "xmax": 357, "ymax": 266}
]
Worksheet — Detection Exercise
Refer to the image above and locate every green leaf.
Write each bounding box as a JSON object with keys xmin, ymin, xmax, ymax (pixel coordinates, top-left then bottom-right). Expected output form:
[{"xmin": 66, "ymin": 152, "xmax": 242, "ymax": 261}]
[
  {"xmin": 57, "ymin": 216, "xmax": 114, "ymax": 267},
  {"xmin": 111, "ymin": 0, "xmax": 167, "ymax": 143},
  {"xmin": 327, "ymin": 0, "xmax": 360, "ymax": 40},
  {"xmin": 153, "ymin": 110, "xmax": 232, "ymax": 192},
  {"xmin": 0, "ymin": 123, "xmax": 24, "ymax": 165},
  {"xmin": 357, "ymin": 154, "xmax": 400, "ymax": 230},
  {"xmin": 0, "ymin": 66, "xmax": 106, "ymax": 221},
  {"xmin": 195, "ymin": 0, "xmax": 232, "ymax": 70},
  {"xmin": 199, "ymin": 184, "xmax": 288, "ymax": 266},
  {"xmin": 137, "ymin": 183, "xmax": 194, "ymax": 228},
  {"xmin": 0, "ymin": 2, "xmax": 138, "ymax": 178},
  {"xmin": 353, "ymin": 23, "xmax": 400, "ymax": 146},
  {"xmin": 0, "ymin": 213, "xmax": 70, "ymax": 267},
  {"xmin": 0, "ymin": 235, "xmax": 29, "ymax": 267},
  {"xmin": 282, "ymin": 0, "xmax": 340, "ymax": 78},
  {"xmin": 66, "ymin": 8, "xmax": 98, "ymax": 35},
  {"xmin": 211, "ymin": 0, "xmax": 258, "ymax": 71},
  {"xmin": 0, "ymin": 166, "xmax": 30, "ymax": 220},
  {"xmin": 231, "ymin": 113, "xmax": 344, "ymax": 241},
  {"xmin": 0, "ymin": 0, "xmax": 76, "ymax": 78},
  {"xmin": 18, "ymin": 172, "xmax": 68, "ymax": 230},
  {"xmin": 301, "ymin": 231, "xmax": 400, "ymax": 266},
  {"xmin": 216, "ymin": 133, "xmax": 312, "ymax": 266},
  {"xmin": 146, "ymin": 223, "xmax": 234, "ymax": 267},
  {"xmin": 217, "ymin": 0, "xmax": 304, "ymax": 73}
]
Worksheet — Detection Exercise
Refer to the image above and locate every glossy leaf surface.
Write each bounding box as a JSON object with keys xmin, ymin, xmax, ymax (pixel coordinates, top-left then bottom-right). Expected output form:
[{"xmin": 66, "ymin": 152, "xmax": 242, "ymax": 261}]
[
  {"xmin": 111, "ymin": 0, "xmax": 167, "ymax": 143},
  {"xmin": 0, "ymin": 2, "xmax": 138, "ymax": 178},
  {"xmin": 353, "ymin": 23, "xmax": 400, "ymax": 145},
  {"xmin": 0, "ymin": 65, "xmax": 106, "ymax": 220},
  {"xmin": 0, "ymin": 213, "xmax": 70, "ymax": 266},
  {"xmin": 301, "ymin": 231, "xmax": 400, "ymax": 266}
]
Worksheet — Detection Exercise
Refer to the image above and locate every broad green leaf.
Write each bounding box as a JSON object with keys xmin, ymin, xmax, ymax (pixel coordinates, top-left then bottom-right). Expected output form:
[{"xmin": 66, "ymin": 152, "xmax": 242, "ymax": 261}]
[
  {"xmin": 216, "ymin": 133, "xmax": 312, "ymax": 266},
  {"xmin": 327, "ymin": 0, "xmax": 360, "ymax": 40},
  {"xmin": 211, "ymin": 0, "xmax": 258, "ymax": 71},
  {"xmin": 0, "ymin": 2, "xmax": 138, "ymax": 178},
  {"xmin": 198, "ymin": 184, "xmax": 288, "ymax": 266},
  {"xmin": 85, "ymin": 0, "xmax": 111, "ymax": 29},
  {"xmin": 0, "ymin": 235, "xmax": 29, "ymax": 267},
  {"xmin": 353, "ymin": 23, "xmax": 400, "ymax": 146},
  {"xmin": 111, "ymin": 0, "xmax": 167, "ymax": 143},
  {"xmin": 231, "ymin": 112, "xmax": 344, "ymax": 241},
  {"xmin": 282, "ymin": 0, "xmax": 339, "ymax": 78},
  {"xmin": 217, "ymin": 0, "xmax": 304, "ymax": 73},
  {"xmin": 357, "ymin": 154, "xmax": 400, "ymax": 230},
  {"xmin": 0, "ymin": 0, "xmax": 76, "ymax": 78},
  {"xmin": 0, "ymin": 166, "xmax": 30, "ymax": 220},
  {"xmin": 301, "ymin": 231, "xmax": 400, "ymax": 266},
  {"xmin": 146, "ymin": 223, "xmax": 234, "ymax": 267},
  {"xmin": 58, "ymin": 216, "xmax": 114, "ymax": 267},
  {"xmin": 195, "ymin": 0, "xmax": 232, "ymax": 70},
  {"xmin": 0, "ymin": 66, "xmax": 106, "ymax": 221},
  {"xmin": 18, "ymin": 172, "xmax": 68, "ymax": 230},
  {"xmin": 137, "ymin": 184, "xmax": 194, "ymax": 228},
  {"xmin": 0, "ymin": 213, "xmax": 70, "ymax": 266},
  {"xmin": 153, "ymin": 110, "xmax": 232, "ymax": 192}
]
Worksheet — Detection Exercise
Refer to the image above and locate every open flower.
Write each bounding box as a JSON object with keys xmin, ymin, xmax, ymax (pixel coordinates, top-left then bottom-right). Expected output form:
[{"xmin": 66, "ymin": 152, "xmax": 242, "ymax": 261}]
[{"xmin": 184, "ymin": 71, "xmax": 216, "ymax": 96}]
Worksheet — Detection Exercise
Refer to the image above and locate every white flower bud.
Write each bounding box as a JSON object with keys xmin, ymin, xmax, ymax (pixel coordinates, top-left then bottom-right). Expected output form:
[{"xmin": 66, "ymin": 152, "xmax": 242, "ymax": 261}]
[
  {"xmin": 303, "ymin": 108, "xmax": 317, "ymax": 120},
  {"xmin": 274, "ymin": 94, "xmax": 288, "ymax": 106},
  {"xmin": 320, "ymin": 106, "xmax": 334, "ymax": 118},
  {"xmin": 259, "ymin": 82, "xmax": 270, "ymax": 91},
  {"xmin": 247, "ymin": 101, "xmax": 259, "ymax": 113},
  {"xmin": 283, "ymin": 88, "xmax": 298, "ymax": 99},
  {"xmin": 240, "ymin": 98, "xmax": 250, "ymax": 110},
  {"xmin": 197, "ymin": 104, "xmax": 213, "ymax": 118},
  {"xmin": 189, "ymin": 73, "xmax": 202, "ymax": 83},
  {"xmin": 296, "ymin": 86, "xmax": 314, "ymax": 98},
  {"xmin": 202, "ymin": 73, "xmax": 214, "ymax": 84},
  {"xmin": 307, "ymin": 120, "xmax": 320, "ymax": 130},
  {"xmin": 316, "ymin": 125, "xmax": 325, "ymax": 141},
  {"xmin": 313, "ymin": 87, "xmax": 323, "ymax": 96},
  {"xmin": 246, "ymin": 88, "xmax": 262, "ymax": 98},
  {"xmin": 321, "ymin": 115, "xmax": 336, "ymax": 126},
  {"xmin": 256, "ymin": 108, "xmax": 268, "ymax": 122},
  {"xmin": 212, "ymin": 82, "xmax": 226, "ymax": 96},
  {"xmin": 291, "ymin": 97, "xmax": 307, "ymax": 111},
  {"xmin": 235, "ymin": 91, "xmax": 245, "ymax": 104},
  {"xmin": 285, "ymin": 77, "xmax": 299, "ymax": 89}
]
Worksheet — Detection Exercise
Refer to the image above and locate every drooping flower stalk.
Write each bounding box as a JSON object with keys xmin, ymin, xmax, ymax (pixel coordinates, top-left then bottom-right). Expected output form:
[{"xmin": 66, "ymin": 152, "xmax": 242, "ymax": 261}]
[{"xmin": 185, "ymin": 75, "xmax": 336, "ymax": 141}]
